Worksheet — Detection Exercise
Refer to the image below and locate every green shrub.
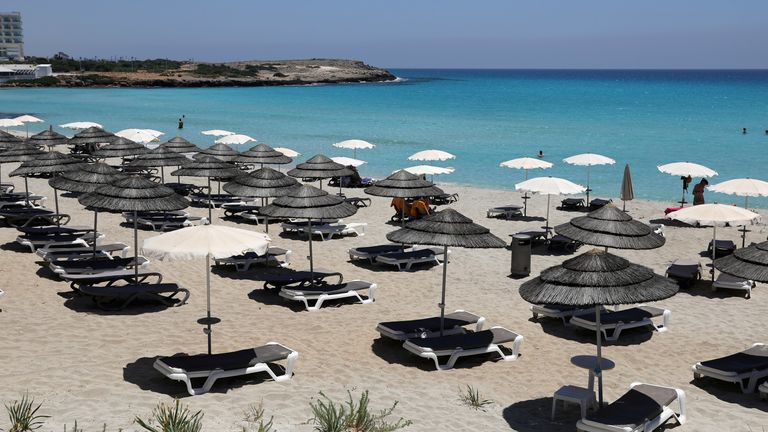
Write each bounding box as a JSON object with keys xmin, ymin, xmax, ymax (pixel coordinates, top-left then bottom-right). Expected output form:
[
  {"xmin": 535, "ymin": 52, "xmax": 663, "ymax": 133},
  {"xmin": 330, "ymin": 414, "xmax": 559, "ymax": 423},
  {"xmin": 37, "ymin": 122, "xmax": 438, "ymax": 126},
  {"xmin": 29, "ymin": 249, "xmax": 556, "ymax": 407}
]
[
  {"xmin": 458, "ymin": 385, "xmax": 493, "ymax": 411},
  {"xmin": 309, "ymin": 390, "xmax": 412, "ymax": 432},
  {"xmin": 134, "ymin": 400, "xmax": 203, "ymax": 432},
  {"xmin": 4, "ymin": 393, "xmax": 49, "ymax": 432}
]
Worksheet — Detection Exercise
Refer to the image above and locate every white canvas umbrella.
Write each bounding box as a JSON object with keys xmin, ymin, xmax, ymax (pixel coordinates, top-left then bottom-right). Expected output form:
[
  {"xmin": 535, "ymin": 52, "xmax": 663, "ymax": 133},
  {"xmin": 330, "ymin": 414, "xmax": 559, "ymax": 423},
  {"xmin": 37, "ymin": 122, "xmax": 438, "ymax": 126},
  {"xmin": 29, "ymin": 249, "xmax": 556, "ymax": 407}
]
[
  {"xmin": 331, "ymin": 156, "xmax": 367, "ymax": 167},
  {"xmin": 408, "ymin": 149, "xmax": 456, "ymax": 161},
  {"xmin": 564, "ymin": 153, "xmax": 615, "ymax": 204},
  {"xmin": 516, "ymin": 176, "xmax": 586, "ymax": 235},
  {"xmin": 59, "ymin": 121, "xmax": 103, "ymax": 130},
  {"xmin": 142, "ymin": 224, "xmax": 270, "ymax": 354},
  {"xmin": 658, "ymin": 162, "xmax": 718, "ymax": 207},
  {"xmin": 115, "ymin": 128, "xmax": 164, "ymax": 144},
  {"xmin": 332, "ymin": 139, "xmax": 375, "ymax": 158},
  {"xmin": 500, "ymin": 157, "xmax": 553, "ymax": 216},
  {"xmin": 0, "ymin": 118, "xmax": 24, "ymax": 129},
  {"xmin": 274, "ymin": 147, "xmax": 301, "ymax": 158},
  {"xmin": 400, "ymin": 165, "xmax": 454, "ymax": 176},
  {"xmin": 14, "ymin": 115, "xmax": 44, "ymax": 138},
  {"xmin": 668, "ymin": 204, "xmax": 761, "ymax": 280},
  {"xmin": 201, "ymin": 129, "xmax": 235, "ymax": 137},
  {"xmin": 709, "ymin": 178, "xmax": 768, "ymax": 246},
  {"xmin": 215, "ymin": 134, "xmax": 255, "ymax": 145}
]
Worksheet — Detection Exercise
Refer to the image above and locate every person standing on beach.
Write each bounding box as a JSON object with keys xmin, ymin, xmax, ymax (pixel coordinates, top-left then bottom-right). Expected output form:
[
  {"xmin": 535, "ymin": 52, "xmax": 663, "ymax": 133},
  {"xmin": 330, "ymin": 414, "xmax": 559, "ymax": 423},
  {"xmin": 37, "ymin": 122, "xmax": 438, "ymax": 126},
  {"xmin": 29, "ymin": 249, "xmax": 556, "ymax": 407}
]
[
  {"xmin": 692, "ymin": 178, "xmax": 708, "ymax": 205},
  {"xmin": 178, "ymin": 117, "xmax": 184, "ymax": 129}
]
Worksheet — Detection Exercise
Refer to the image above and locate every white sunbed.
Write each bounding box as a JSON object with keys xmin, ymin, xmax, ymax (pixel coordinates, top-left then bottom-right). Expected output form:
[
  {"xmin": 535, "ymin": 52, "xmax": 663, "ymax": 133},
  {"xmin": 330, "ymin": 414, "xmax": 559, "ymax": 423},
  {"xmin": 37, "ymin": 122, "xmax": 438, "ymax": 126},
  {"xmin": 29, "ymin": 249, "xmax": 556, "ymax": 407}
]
[
  {"xmin": 376, "ymin": 310, "xmax": 485, "ymax": 340},
  {"xmin": 692, "ymin": 343, "xmax": 768, "ymax": 393},
  {"xmin": 530, "ymin": 304, "xmax": 605, "ymax": 326},
  {"xmin": 375, "ymin": 247, "xmax": 449, "ymax": 271},
  {"xmin": 569, "ymin": 305, "xmax": 670, "ymax": 342},
  {"xmin": 0, "ymin": 194, "xmax": 46, "ymax": 209},
  {"xmin": 279, "ymin": 280, "xmax": 376, "ymax": 311},
  {"xmin": 296, "ymin": 222, "xmax": 367, "ymax": 241},
  {"xmin": 36, "ymin": 242, "xmax": 130, "ymax": 261},
  {"xmin": 712, "ymin": 273, "xmax": 756, "ymax": 298},
  {"xmin": 348, "ymin": 243, "xmax": 411, "ymax": 264},
  {"xmin": 403, "ymin": 326, "xmax": 523, "ymax": 371},
  {"xmin": 576, "ymin": 382, "xmax": 686, "ymax": 432},
  {"xmin": 15, "ymin": 231, "xmax": 104, "ymax": 253},
  {"xmin": 213, "ymin": 247, "xmax": 292, "ymax": 271},
  {"xmin": 153, "ymin": 342, "xmax": 298, "ymax": 396},
  {"xmin": 49, "ymin": 256, "xmax": 150, "ymax": 277},
  {"xmin": 487, "ymin": 205, "xmax": 523, "ymax": 220}
]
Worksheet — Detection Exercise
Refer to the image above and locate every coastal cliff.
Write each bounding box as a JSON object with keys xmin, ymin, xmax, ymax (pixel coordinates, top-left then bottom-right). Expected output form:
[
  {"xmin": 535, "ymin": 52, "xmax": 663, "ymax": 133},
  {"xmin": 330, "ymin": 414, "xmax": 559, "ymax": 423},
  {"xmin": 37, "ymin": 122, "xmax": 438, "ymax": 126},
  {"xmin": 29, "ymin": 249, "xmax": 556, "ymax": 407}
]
[{"xmin": 1, "ymin": 59, "xmax": 397, "ymax": 88}]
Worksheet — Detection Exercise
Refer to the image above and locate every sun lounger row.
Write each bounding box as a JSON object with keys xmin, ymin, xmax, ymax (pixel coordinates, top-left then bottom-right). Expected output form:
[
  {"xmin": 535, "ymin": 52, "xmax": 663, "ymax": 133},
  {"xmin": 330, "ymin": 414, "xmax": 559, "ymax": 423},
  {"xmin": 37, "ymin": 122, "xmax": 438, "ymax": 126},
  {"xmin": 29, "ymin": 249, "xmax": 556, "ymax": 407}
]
[{"xmin": 531, "ymin": 305, "xmax": 671, "ymax": 342}]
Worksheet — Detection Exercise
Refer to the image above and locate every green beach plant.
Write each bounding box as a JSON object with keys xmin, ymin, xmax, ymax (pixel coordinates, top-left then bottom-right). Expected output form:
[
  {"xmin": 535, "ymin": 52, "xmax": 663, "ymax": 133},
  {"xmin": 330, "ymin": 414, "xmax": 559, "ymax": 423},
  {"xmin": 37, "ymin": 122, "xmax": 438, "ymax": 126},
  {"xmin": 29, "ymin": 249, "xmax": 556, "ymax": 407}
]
[
  {"xmin": 458, "ymin": 385, "xmax": 493, "ymax": 411},
  {"xmin": 134, "ymin": 400, "xmax": 203, "ymax": 432},
  {"xmin": 240, "ymin": 402, "xmax": 274, "ymax": 432},
  {"xmin": 308, "ymin": 390, "xmax": 412, "ymax": 432},
  {"xmin": 4, "ymin": 393, "xmax": 49, "ymax": 432}
]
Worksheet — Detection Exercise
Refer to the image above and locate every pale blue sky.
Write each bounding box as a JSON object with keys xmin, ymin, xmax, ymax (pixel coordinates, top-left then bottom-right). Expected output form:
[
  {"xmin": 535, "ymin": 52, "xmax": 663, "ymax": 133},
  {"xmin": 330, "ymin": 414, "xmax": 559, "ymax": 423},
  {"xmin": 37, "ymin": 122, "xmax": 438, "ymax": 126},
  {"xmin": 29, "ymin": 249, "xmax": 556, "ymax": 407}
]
[{"xmin": 5, "ymin": 0, "xmax": 768, "ymax": 68}]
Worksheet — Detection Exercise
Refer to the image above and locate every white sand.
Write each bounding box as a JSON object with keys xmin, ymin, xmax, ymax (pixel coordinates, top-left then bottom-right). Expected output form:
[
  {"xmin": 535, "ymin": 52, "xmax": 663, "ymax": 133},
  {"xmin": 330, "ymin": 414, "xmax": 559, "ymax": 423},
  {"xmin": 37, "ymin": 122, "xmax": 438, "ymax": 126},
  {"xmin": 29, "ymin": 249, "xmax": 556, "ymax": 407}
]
[{"xmin": 1, "ymin": 173, "xmax": 767, "ymax": 431}]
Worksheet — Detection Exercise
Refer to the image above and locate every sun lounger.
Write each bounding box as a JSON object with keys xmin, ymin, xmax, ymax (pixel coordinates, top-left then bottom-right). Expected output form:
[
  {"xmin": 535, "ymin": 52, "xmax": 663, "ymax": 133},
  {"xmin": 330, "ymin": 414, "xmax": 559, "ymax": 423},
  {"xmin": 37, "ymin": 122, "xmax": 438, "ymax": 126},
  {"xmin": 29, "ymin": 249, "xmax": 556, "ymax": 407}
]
[
  {"xmin": 665, "ymin": 258, "xmax": 701, "ymax": 287},
  {"xmin": 375, "ymin": 247, "xmax": 448, "ymax": 271},
  {"xmin": 431, "ymin": 193, "xmax": 459, "ymax": 206},
  {"xmin": 649, "ymin": 223, "xmax": 664, "ymax": 237},
  {"xmin": 16, "ymin": 225, "xmax": 93, "ymax": 236},
  {"xmin": 561, "ymin": 198, "xmax": 586, "ymax": 210},
  {"xmin": 221, "ymin": 202, "xmax": 261, "ymax": 218},
  {"xmin": 512, "ymin": 230, "xmax": 549, "ymax": 244},
  {"xmin": 576, "ymin": 382, "xmax": 686, "ymax": 432},
  {"xmin": 261, "ymin": 268, "xmax": 343, "ymax": 290},
  {"xmin": 692, "ymin": 343, "xmax": 768, "ymax": 393},
  {"xmin": 214, "ymin": 247, "xmax": 292, "ymax": 271},
  {"xmin": 0, "ymin": 207, "xmax": 60, "ymax": 227},
  {"xmin": 295, "ymin": 222, "xmax": 367, "ymax": 241},
  {"xmin": 487, "ymin": 205, "xmax": 523, "ymax": 220},
  {"xmin": 569, "ymin": 306, "xmax": 670, "ymax": 342},
  {"xmin": 65, "ymin": 269, "xmax": 162, "ymax": 291},
  {"xmin": 165, "ymin": 182, "xmax": 203, "ymax": 196},
  {"xmin": 49, "ymin": 256, "xmax": 149, "ymax": 277},
  {"xmin": 36, "ymin": 242, "xmax": 130, "ymax": 261},
  {"xmin": 78, "ymin": 282, "xmax": 189, "ymax": 310},
  {"xmin": 531, "ymin": 304, "xmax": 603, "ymax": 326},
  {"xmin": 343, "ymin": 196, "xmax": 372, "ymax": 208},
  {"xmin": 0, "ymin": 193, "xmax": 46, "ymax": 209},
  {"xmin": 376, "ymin": 310, "xmax": 485, "ymax": 340},
  {"xmin": 190, "ymin": 193, "xmax": 241, "ymax": 208},
  {"xmin": 281, "ymin": 219, "xmax": 339, "ymax": 234},
  {"xmin": 588, "ymin": 198, "xmax": 612, "ymax": 210},
  {"xmin": 279, "ymin": 280, "xmax": 376, "ymax": 311},
  {"xmin": 712, "ymin": 273, "xmax": 755, "ymax": 298},
  {"xmin": 0, "ymin": 183, "xmax": 14, "ymax": 193},
  {"xmin": 403, "ymin": 326, "xmax": 523, "ymax": 370},
  {"xmin": 123, "ymin": 211, "xmax": 206, "ymax": 231},
  {"xmin": 153, "ymin": 342, "xmax": 298, "ymax": 396},
  {"xmin": 348, "ymin": 244, "xmax": 412, "ymax": 264},
  {"xmin": 708, "ymin": 239, "xmax": 737, "ymax": 257},
  {"xmin": 16, "ymin": 231, "xmax": 103, "ymax": 252},
  {"xmin": 548, "ymin": 234, "xmax": 581, "ymax": 252}
]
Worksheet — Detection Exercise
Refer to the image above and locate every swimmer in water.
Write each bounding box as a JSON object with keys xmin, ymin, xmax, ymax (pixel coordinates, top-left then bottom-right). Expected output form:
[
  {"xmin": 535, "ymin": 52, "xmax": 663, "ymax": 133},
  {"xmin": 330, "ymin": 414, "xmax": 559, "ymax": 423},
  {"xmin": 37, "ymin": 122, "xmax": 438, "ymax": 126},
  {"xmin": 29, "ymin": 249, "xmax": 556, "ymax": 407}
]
[{"xmin": 537, "ymin": 150, "xmax": 544, "ymax": 158}]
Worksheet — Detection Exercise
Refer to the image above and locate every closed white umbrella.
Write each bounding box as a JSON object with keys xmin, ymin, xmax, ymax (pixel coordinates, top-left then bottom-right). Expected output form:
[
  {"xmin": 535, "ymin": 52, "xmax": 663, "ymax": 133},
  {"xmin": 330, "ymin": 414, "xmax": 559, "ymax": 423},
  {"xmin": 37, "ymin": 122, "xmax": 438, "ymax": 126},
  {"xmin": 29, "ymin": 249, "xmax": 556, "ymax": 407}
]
[
  {"xmin": 13, "ymin": 115, "xmax": 44, "ymax": 138},
  {"xmin": 333, "ymin": 139, "xmax": 375, "ymax": 158},
  {"xmin": 399, "ymin": 165, "xmax": 454, "ymax": 176},
  {"xmin": 564, "ymin": 153, "xmax": 615, "ymax": 204},
  {"xmin": 215, "ymin": 134, "xmax": 256, "ymax": 145},
  {"xmin": 201, "ymin": 129, "xmax": 235, "ymax": 137},
  {"xmin": 658, "ymin": 162, "xmax": 718, "ymax": 207},
  {"xmin": 668, "ymin": 204, "xmax": 761, "ymax": 280},
  {"xmin": 709, "ymin": 178, "xmax": 768, "ymax": 246},
  {"xmin": 115, "ymin": 128, "xmax": 164, "ymax": 144},
  {"xmin": 516, "ymin": 176, "xmax": 586, "ymax": 236},
  {"xmin": 60, "ymin": 121, "xmax": 103, "ymax": 130},
  {"xmin": 408, "ymin": 149, "xmax": 456, "ymax": 161},
  {"xmin": 331, "ymin": 156, "xmax": 367, "ymax": 167},
  {"xmin": 142, "ymin": 224, "xmax": 270, "ymax": 354},
  {"xmin": 500, "ymin": 157, "xmax": 553, "ymax": 216},
  {"xmin": 274, "ymin": 147, "xmax": 301, "ymax": 158}
]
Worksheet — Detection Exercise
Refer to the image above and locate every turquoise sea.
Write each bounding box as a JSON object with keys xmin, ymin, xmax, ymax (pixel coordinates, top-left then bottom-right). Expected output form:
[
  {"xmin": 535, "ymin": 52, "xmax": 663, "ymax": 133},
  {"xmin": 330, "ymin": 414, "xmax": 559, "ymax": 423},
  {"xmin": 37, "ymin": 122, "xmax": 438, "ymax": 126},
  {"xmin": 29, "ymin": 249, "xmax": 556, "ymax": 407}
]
[{"xmin": 2, "ymin": 69, "xmax": 768, "ymax": 205}]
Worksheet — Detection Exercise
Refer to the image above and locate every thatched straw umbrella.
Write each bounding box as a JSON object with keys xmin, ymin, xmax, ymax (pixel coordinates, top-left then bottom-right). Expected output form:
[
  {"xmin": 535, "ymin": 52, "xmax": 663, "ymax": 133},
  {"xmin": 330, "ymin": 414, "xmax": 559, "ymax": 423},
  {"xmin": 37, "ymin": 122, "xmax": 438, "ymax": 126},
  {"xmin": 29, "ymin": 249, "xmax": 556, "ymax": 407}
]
[
  {"xmin": 68, "ymin": 126, "xmax": 119, "ymax": 154},
  {"xmin": 0, "ymin": 129, "xmax": 23, "ymax": 149},
  {"xmin": 91, "ymin": 136, "xmax": 150, "ymax": 159},
  {"xmin": 555, "ymin": 204, "xmax": 665, "ymax": 250},
  {"xmin": 171, "ymin": 156, "xmax": 243, "ymax": 221},
  {"xmin": 715, "ymin": 241, "xmax": 768, "ymax": 282},
  {"xmin": 287, "ymin": 154, "xmax": 353, "ymax": 190},
  {"xmin": 128, "ymin": 146, "xmax": 191, "ymax": 184},
  {"xmin": 194, "ymin": 143, "xmax": 239, "ymax": 162},
  {"xmin": 260, "ymin": 185, "xmax": 357, "ymax": 281},
  {"xmin": 0, "ymin": 143, "xmax": 46, "ymax": 199},
  {"xmin": 160, "ymin": 136, "xmax": 201, "ymax": 154},
  {"xmin": 387, "ymin": 209, "xmax": 505, "ymax": 335},
  {"xmin": 520, "ymin": 249, "xmax": 678, "ymax": 405},
  {"xmin": 223, "ymin": 167, "xmax": 299, "ymax": 233},
  {"xmin": 79, "ymin": 176, "xmax": 189, "ymax": 280},
  {"xmin": 364, "ymin": 169, "xmax": 444, "ymax": 226},
  {"xmin": 50, "ymin": 163, "xmax": 127, "ymax": 257},
  {"xmin": 235, "ymin": 143, "xmax": 292, "ymax": 167},
  {"xmin": 26, "ymin": 126, "xmax": 69, "ymax": 150},
  {"xmin": 10, "ymin": 151, "xmax": 85, "ymax": 213}
]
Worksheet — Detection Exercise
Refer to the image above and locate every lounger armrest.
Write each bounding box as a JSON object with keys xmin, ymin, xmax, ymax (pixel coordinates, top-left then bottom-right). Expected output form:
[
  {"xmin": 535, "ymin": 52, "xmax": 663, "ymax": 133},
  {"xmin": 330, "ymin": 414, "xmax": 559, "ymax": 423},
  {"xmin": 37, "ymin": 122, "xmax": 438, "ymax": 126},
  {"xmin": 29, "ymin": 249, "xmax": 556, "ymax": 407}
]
[
  {"xmin": 265, "ymin": 342, "xmax": 299, "ymax": 381},
  {"xmin": 450, "ymin": 309, "xmax": 486, "ymax": 332},
  {"xmin": 491, "ymin": 326, "xmax": 524, "ymax": 360}
]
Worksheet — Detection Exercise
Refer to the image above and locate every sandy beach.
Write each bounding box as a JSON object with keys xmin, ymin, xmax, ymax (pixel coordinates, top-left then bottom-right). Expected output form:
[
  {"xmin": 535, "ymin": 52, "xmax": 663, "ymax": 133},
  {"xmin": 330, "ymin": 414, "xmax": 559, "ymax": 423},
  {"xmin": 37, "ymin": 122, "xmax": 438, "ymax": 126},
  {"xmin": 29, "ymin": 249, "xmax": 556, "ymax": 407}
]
[{"xmin": 1, "ymin": 171, "xmax": 767, "ymax": 431}]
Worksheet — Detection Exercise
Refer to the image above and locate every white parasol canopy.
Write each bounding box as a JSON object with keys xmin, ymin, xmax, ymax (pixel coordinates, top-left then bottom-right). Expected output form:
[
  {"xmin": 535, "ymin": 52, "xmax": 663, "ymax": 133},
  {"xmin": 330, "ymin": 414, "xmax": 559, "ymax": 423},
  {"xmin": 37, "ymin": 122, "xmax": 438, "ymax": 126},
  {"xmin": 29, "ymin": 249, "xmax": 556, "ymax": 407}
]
[
  {"xmin": 408, "ymin": 149, "xmax": 456, "ymax": 161},
  {"xmin": 657, "ymin": 162, "xmax": 718, "ymax": 178},
  {"xmin": 0, "ymin": 118, "xmax": 24, "ymax": 128},
  {"xmin": 215, "ymin": 134, "xmax": 256, "ymax": 145},
  {"xmin": 399, "ymin": 165, "xmax": 455, "ymax": 176},
  {"xmin": 333, "ymin": 139, "xmax": 375, "ymax": 150},
  {"xmin": 14, "ymin": 115, "xmax": 43, "ymax": 123},
  {"xmin": 563, "ymin": 153, "xmax": 616, "ymax": 167},
  {"xmin": 60, "ymin": 121, "xmax": 103, "ymax": 130},
  {"xmin": 709, "ymin": 178, "xmax": 768, "ymax": 199},
  {"xmin": 331, "ymin": 156, "xmax": 366, "ymax": 167},
  {"xmin": 500, "ymin": 157, "xmax": 553, "ymax": 171},
  {"xmin": 274, "ymin": 147, "xmax": 301, "ymax": 158},
  {"xmin": 668, "ymin": 204, "xmax": 761, "ymax": 279},
  {"xmin": 516, "ymin": 176, "xmax": 586, "ymax": 234},
  {"xmin": 201, "ymin": 129, "xmax": 235, "ymax": 137},
  {"xmin": 142, "ymin": 224, "xmax": 270, "ymax": 353},
  {"xmin": 116, "ymin": 128, "xmax": 164, "ymax": 144}
]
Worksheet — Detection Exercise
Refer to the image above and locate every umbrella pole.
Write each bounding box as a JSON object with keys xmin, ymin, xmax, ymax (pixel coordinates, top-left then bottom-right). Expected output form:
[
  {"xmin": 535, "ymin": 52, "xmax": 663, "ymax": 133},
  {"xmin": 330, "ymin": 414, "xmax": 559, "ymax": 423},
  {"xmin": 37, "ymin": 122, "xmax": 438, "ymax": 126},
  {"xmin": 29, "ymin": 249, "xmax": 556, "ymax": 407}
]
[
  {"xmin": 596, "ymin": 306, "xmax": 604, "ymax": 407},
  {"xmin": 24, "ymin": 177, "xmax": 30, "ymax": 207},
  {"xmin": 308, "ymin": 218, "xmax": 314, "ymax": 285},
  {"xmin": 523, "ymin": 170, "xmax": 529, "ymax": 216},
  {"xmin": 206, "ymin": 253, "xmax": 212, "ymax": 355},
  {"xmin": 133, "ymin": 211, "xmax": 139, "ymax": 282},
  {"xmin": 742, "ymin": 196, "xmax": 749, "ymax": 247},
  {"xmin": 207, "ymin": 177, "xmax": 212, "ymax": 222},
  {"xmin": 586, "ymin": 165, "xmax": 591, "ymax": 205},
  {"xmin": 264, "ymin": 198, "xmax": 269, "ymax": 234},
  {"xmin": 160, "ymin": 166, "xmax": 164, "ymax": 184},
  {"xmin": 711, "ymin": 225, "xmax": 716, "ymax": 281},
  {"xmin": 439, "ymin": 245, "xmax": 448, "ymax": 336},
  {"xmin": 53, "ymin": 187, "xmax": 60, "ymax": 226},
  {"xmin": 92, "ymin": 211, "xmax": 98, "ymax": 259},
  {"xmin": 545, "ymin": 194, "xmax": 551, "ymax": 237}
]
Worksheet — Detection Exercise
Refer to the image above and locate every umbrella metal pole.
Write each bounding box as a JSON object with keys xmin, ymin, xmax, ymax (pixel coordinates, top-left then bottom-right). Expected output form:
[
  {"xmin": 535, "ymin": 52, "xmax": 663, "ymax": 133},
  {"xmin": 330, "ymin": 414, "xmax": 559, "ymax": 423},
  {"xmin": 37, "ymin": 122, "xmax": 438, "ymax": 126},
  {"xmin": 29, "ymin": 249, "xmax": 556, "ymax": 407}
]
[
  {"xmin": 711, "ymin": 225, "xmax": 716, "ymax": 281},
  {"xmin": 24, "ymin": 177, "xmax": 30, "ymax": 207},
  {"xmin": 439, "ymin": 245, "xmax": 448, "ymax": 336},
  {"xmin": 207, "ymin": 177, "xmax": 212, "ymax": 222},
  {"xmin": 206, "ymin": 253, "xmax": 212, "ymax": 355},
  {"xmin": 133, "ymin": 211, "xmax": 139, "ymax": 282},
  {"xmin": 741, "ymin": 196, "xmax": 749, "ymax": 247},
  {"xmin": 53, "ymin": 187, "xmax": 60, "ymax": 226},
  {"xmin": 308, "ymin": 218, "xmax": 314, "ymax": 286},
  {"xmin": 586, "ymin": 165, "xmax": 591, "ymax": 205},
  {"xmin": 92, "ymin": 211, "xmax": 98, "ymax": 259},
  {"xmin": 264, "ymin": 198, "xmax": 269, "ymax": 234},
  {"xmin": 160, "ymin": 166, "xmax": 164, "ymax": 184},
  {"xmin": 545, "ymin": 194, "xmax": 551, "ymax": 237},
  {"xmin": 596, "ymin": 306, "xmax": 604, "ymax": 407}
]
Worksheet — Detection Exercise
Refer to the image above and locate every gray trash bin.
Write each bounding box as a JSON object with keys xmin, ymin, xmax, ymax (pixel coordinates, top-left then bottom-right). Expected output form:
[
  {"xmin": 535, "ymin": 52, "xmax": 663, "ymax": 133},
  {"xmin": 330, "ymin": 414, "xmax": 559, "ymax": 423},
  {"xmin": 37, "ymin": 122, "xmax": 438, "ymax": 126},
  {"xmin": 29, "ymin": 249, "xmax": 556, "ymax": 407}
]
[{"xmin": 510, "ymin": 233, "xmax": 532, "ymax": 276}]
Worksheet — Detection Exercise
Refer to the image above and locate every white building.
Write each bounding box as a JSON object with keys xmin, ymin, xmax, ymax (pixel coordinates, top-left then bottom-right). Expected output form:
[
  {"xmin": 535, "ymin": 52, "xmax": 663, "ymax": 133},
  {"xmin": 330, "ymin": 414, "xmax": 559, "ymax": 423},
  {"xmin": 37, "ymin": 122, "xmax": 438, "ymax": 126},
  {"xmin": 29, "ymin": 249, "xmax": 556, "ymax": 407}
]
[
  {"xmin": 0, "ymin": 64, "xmax": 52, "ymax": 83},
  {"xmin": 0, "ymin": 12, "xmax": 23, "ymax": 60}
]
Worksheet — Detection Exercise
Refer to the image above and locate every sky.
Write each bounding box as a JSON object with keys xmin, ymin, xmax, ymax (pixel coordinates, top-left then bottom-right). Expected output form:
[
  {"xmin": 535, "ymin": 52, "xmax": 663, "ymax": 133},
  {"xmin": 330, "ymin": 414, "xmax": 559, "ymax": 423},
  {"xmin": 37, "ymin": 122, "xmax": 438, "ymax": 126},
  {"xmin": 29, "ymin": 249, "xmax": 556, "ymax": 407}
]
[{"xmin": 5, "ymin": 0, "xmax": 768, "ymax": 69}]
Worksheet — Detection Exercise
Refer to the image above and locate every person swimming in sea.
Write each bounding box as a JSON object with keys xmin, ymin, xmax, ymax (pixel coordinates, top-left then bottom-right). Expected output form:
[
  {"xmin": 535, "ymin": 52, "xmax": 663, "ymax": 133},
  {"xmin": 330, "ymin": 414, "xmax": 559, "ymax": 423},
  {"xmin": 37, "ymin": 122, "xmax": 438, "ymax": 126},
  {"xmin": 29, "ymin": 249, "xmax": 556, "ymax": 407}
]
[
  {"xmin": 537, "ymin": 150, "xmax": 544, "ymax": 158},
  {"xmin": 742, "ymin": 127, "xmax": 747, "ymax": 134},
  {"xmin": 178, "ymin": 117, "xmax": 184, "ymax": 129}
]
